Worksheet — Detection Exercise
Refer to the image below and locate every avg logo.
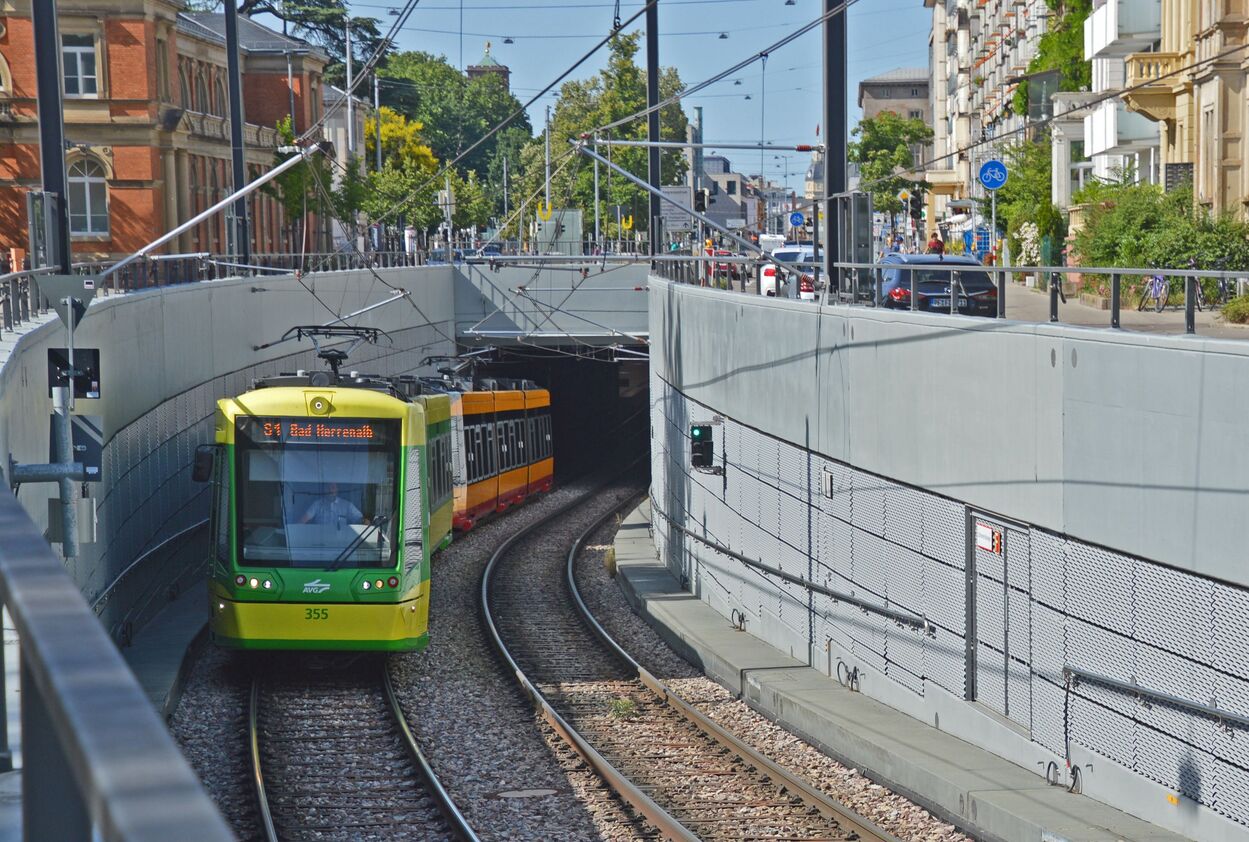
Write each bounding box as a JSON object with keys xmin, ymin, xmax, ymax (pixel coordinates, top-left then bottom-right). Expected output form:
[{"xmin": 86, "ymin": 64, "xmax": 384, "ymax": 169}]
[{"xmin": 302, "ymin": 579, "xmax": 331, "ymax": 594}]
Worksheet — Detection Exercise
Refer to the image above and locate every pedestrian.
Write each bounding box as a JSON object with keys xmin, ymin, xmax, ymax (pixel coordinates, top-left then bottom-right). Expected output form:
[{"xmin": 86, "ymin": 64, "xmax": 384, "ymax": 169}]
[{"xmin": 926, "ymin": 233, "xmax": 945, "ymax": 256}]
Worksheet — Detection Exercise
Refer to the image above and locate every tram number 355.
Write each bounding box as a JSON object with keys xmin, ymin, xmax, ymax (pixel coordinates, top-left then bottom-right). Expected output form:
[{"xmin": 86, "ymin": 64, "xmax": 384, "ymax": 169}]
[{"xmin": 305, "ymin": 608, "xmax": 330, "ymax": 620}]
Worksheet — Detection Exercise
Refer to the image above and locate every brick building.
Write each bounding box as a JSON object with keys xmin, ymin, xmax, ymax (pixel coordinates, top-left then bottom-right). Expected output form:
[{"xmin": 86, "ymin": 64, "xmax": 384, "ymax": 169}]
[{"xmin": 0, "ymin": 0, "xmax": 328, "ymax": 261}]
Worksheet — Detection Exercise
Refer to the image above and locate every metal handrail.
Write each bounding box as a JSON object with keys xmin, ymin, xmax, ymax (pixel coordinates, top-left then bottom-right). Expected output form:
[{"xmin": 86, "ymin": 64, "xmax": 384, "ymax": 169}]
[
  {"xmin": 1064, "ymin": 665, "xmax": 1249, "ymax": 731},
  {"xmin": 0, "ymin": 488, "xmax": 233, "ymax": 840}
]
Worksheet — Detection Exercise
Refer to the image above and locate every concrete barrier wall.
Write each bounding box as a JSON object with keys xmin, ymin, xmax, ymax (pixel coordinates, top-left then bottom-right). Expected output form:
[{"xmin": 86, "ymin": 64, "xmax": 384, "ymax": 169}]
[
  {"xmin": 0, "ymin": 267, "xmax": 456, "ymax": 635},
  {"xmin": 649, "ymin": 278, "xmax": 1249, "ymax": 841},
  {"xmin": 454, "ymin": 262, "xmax": 650, "ymax": 345}
]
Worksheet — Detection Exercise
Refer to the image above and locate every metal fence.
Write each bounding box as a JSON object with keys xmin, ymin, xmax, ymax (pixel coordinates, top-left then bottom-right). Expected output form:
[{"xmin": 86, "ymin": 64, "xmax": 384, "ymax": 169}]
[
  {"xmin": 0, "ymin": 489, "xmax": 234, "ymax": 841},
  {"xmin": 652, "ymin": 255, "xmax": 1249, "ymax": 337}
]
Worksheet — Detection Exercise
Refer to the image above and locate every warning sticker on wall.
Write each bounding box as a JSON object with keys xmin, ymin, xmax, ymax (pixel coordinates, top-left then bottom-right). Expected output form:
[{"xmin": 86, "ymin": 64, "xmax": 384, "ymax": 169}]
[{"xmin": 975, "ymin": 521, "xmax": 1003, "ymax": 554}]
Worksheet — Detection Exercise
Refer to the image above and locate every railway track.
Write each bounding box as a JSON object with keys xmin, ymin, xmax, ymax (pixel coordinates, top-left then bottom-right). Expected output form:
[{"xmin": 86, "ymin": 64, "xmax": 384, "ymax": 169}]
[
  {"xmin": 248, "ymin": 659, "xmax": 474, "ymax": 842},
  {"xmin": 484, "ymin": 490, "xmax": 904, "ymax": 842}
]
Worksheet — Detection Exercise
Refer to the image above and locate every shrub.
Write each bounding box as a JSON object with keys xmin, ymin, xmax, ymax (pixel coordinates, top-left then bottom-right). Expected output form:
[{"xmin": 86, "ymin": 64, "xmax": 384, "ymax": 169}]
[{"xmin": 1222, "ymin": 295, "xmax": 1249, "ymax": 324}]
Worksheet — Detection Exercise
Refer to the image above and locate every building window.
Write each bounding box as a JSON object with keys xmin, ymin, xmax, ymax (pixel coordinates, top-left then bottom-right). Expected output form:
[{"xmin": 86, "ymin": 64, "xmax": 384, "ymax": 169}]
[
  {"xmin": 156, "ymin": 39, "xmax": 169, "ymax": 101},
  {"xmin": 214, "ymin": 75, "xmax": 227, "ymax": 117},
  {"xmin": 909, "ymin": 109, "xmax": 923, "ymax": 120},
  {"xmin": 911, "ymin": 87, "xmax": 920, "ymax": 96},
  {"xmin": 62, "ymin": 33, "xmax": 98, "ymax": 97},
  {"xmin": 179, "ymin": 63, "xmax": 190, "ymax": 108},
  {"xmin": 726, "ymin": 180, "xmax": 737, "ymax": 195},
  {"xmin": 196, "ymin": 71, "xmax": 209, "ymax": 114},
  {"xmin": 68, "ymin": 157, "xmax": 108, "ymax": 236}
]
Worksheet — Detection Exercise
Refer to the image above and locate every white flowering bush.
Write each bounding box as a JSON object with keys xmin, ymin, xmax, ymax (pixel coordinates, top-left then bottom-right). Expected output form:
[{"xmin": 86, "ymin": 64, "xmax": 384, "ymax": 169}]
[{"xmin": 1016, "ymin": 221, "xmax": 1041, "ymax": 267}]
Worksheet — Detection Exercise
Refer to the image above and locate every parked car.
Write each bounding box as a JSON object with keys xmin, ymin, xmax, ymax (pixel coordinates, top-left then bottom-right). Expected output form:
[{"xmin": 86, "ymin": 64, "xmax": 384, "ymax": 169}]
[
  {"xmin": 877, "ymin": 254, "xmax": 998, "ymax": 317},
  {"xmin": 762, "ymin": 245, "xmax": 824, "ymax": 301},
  {"xmin": 427, "ymin": 248, "xmax": 464, "ymax": 265}
]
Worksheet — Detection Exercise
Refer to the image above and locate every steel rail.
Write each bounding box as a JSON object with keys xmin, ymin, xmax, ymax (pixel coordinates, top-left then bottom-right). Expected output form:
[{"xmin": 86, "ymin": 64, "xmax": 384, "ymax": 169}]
[
  {"xmin": 248, "ymin": 678, "xmax": 280, "ymax": 842},
  {"xmin": 479, "ymin": 484, "xmax": 698, "ymax": 842},
  {"xmin": 567, "ymin": 497, "xmax": 906, "ymax": 842},
  {"xmin": 382, "ymin": 667, "xmax": 480, "ymax": 841},
  {"xmin": 249, "ymin": 668, "xmax": 476, "ymax": 842}
]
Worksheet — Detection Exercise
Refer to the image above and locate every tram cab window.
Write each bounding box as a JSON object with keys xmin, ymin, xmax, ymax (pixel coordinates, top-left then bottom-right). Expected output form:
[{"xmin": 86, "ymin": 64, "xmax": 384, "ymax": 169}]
[{"xmin": 234, "ymin": 417, "xmax": 399, "ymax": 569}]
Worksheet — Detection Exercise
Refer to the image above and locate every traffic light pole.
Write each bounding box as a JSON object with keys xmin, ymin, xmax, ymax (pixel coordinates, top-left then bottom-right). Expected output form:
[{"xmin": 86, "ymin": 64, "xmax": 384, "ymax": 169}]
[
  {"xmin": 823, "ymin": 0, "xmax": 846, "ymax": 288},
  {"xmin": 645, "ymin": 0, "xmax": 661, "ymax": 256},
  {"xmin": 224, "ymin": 0, "xmax": 250, "ymax": 264},
  {"xmin": 32, "ymin": 0, "xmax": 71, "ymax": 274}
]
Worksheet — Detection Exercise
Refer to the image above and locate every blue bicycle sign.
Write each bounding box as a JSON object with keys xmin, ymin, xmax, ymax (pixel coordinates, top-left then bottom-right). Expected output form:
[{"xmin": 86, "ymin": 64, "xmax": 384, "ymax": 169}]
[
  {"xmin": 789, "ymin": 211, "xmax": 805, "ymax": 226},
  {"xmin": 979, "ymin": 160, "xmax": 1008, "ymax": 191}
]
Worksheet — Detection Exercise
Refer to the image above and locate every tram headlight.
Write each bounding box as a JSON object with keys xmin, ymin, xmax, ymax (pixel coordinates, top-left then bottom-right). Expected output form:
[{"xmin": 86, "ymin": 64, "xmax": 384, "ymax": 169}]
[
  {"xmin": 262, "ymin": 580, "xmax": 272, "ymax": 590},
  {"xmin": 361, "ymin": 580, "xmax": 371, "ymax": 590},
  {"xmin": 375, "ymin": 579, "xmax": 384, "ymax": 590},
  {"xmin": 249, "ymin": 578, "xmax": 259, "ymax": 589}
]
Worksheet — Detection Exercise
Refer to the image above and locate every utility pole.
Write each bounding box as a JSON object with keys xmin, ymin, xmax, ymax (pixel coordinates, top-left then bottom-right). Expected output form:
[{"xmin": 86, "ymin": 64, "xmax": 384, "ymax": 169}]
[
  {"xmin": 32, "ymin": 0, "xmax": 70, "ymax": 274},
  {"xmin": 823, "ymin": 0, "xmax": 846, "ymax": 288},
  {"xmin": 345, "ymin": 20, "xmax": 354, "ymax": 155},
  {"xmin": 544, "ymin": 105, "xmax": 552, "ymax": 209},
  {"xmin": 374, "ymin": 73, "xmax": 382, "ymax": 172},
  {"xmin": 502, "ymin": 154, "xmax": 509, "ymax": 229},
  {"xmin": 224, "ymin": 0, "xmax": 250, "ymax": 263},
  {"xmin": 286, "ymin": 51, "xmax": 296, "ymax": 129},
  {"xmin": 645, "ymin": 0, "xmax": 661, "ymax": 256},
  {"xmin": 593, "ymin": 133, "xmax": 601, "ymax": 249}
]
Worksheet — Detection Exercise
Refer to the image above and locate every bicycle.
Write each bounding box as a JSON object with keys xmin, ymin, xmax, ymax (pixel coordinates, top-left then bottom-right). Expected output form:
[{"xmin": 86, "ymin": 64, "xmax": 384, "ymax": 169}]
[
  {"xmin": 1189, "ymin": 257, "xmax": 1207, "ymax": 312},
  {"xmin": 1139, "ymin": 265, "xmax": 1169, "ymax": 313}
]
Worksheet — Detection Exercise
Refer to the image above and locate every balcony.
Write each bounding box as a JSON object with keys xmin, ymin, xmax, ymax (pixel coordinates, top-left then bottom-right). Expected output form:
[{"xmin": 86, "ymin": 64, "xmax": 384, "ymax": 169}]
[
  {"xmin": 1084, "ymin": 97, "xmax": 1158, "ymax": 156},
  {"xmin": 1123, "ymin": 51, "xmax": 1183, "ymax": 121},
  {"xmin": 1084, "ymin": 0, "xmax": 1161, "ymax": 59}
]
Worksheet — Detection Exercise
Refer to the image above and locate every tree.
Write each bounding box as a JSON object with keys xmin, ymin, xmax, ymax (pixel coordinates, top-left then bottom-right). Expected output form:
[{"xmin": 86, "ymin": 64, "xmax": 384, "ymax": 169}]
[
  {"xmin": 263, "ymin": 115, "xmax": 333, "ymax": 249},
  {"xmin": 363, "ymin": 163, "xmax": 440, "ymax": 231},
  {"xmin": 513, "ymin": 33, "xmax": 689, "ymax": 237},
  {"xmin": 231, "ymin": 1, "xmax": 388, "ymax": 88},
  {"xmin": 364, "ymin": 107, "xmax": 437, "ymax": 173},
  {"xmin": 848, "ymin": 111, "xmax": 933, "ymax": 215},
  {"xmin": 1012, "ymin": 0, "xmax": 1092, "ymax": 116}
]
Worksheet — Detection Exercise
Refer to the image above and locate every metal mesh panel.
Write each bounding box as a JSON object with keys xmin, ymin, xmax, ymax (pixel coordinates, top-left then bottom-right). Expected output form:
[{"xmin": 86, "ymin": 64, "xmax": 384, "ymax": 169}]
[
  {"xmin": 1031, "ymin": 674, "xmax": 1066, "ymax": 754},
  {"xmin": 924, "ymin": 557, "xmax": 965, "ymax": 636},
  {"xmin": 1214, "ymin": 758, "xmax": 1249, "ymax": 822},
  {"xmin": 883, "ymin": 543, "xmax": 925, "ymax": 616},
  {"xmin": 884, "ymin": 484, "xmax": 925, "ymax": 554},
  {"xmin": 922, "ymin": 494, "xmax": 965, "ymax": 567},
  {"xmin": 888, "ymin": 624, "xmax": 925, "ymax": 694},
  {"xmin": 851, "ymin": 468, "xmax": 885, "ymax": 537},
  {"xmin": 1066, "ymin": 543, "xmax": 1134, "ymax": 636}
]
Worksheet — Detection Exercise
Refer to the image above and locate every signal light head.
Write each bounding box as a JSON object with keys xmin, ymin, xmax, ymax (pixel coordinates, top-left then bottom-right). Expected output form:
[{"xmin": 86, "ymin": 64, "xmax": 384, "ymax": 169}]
[
  {"xmin": 388, "ymin": 576, "xmax": 399, "ymax": 588},
  {"xmin": 235, "ymin": 575, "xmax": 246, "ymax": 586}
]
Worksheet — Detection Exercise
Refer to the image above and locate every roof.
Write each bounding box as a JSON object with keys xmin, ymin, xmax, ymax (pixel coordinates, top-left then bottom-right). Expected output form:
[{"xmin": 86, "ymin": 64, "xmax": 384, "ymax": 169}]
[
  {"xmin": 859, "ymin": 67, "xmax": 929, "ymax": 85},
  {"xmin": 177, "ymin": 12, "xmax": 326, "ymax": 59},
  {"xmin": 470, "ymin": 41, "xmax": 504, "ymax": 68}
]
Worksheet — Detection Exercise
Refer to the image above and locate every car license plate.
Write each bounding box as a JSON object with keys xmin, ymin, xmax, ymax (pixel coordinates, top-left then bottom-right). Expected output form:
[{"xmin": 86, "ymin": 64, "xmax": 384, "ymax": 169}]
[{"xmin": 930, "ymin": 297, "xmax": 968, "ymax": 309}]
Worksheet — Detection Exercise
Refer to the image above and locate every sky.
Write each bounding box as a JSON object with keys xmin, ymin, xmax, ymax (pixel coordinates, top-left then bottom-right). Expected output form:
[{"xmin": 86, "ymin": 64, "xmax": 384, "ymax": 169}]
[{"xmin": 337, "ymin": 0, "xmax": 933, "ymax": 194}]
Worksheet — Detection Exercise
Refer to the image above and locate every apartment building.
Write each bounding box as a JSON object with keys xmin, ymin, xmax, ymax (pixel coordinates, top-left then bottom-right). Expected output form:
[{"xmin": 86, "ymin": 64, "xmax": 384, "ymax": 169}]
[
  {"xmin": 858, "ymin": 68, "xmax": 930, "ymax": 122},
  {"xmin": 0, "ymin": 0, "xmax": 327, "ymax": 260},
  {"xmin": 925, "ymin": 0, "xmax": 1049, "ymax": 236},
  {"xmin": 1122, "ymin": 0, "xmax": 1247, "ymax": 213}
]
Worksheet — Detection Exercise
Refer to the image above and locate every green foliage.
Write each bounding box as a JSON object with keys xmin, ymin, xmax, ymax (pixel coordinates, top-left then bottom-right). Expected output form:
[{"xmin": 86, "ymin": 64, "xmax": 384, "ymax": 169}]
[
  {"xmin": 363, "ymin": 163, "xmax": 440, "ymax": 230},
  {"xmin": 848, "ymin": 111, "xmax": 933, "ymax": 214},
  {"xmin": 513, "ymin": 33, "xmax": 689, "ymax": 235},
  {"xmin": 1013, "ymin": 0, "xmax": 1092, "ymax": 114},
  {"xmin": 608, "ymin": 697, "xmax": 639, "ymax": 719},
  {"xmin": 263, "ymin": 115, "xmax": 333, "ymax": 240},
  {"xmin": 327, "ymin": 154, "xmax": 368, "ymax": 236},
  {"xmin": 364, "ymin": 107, "xmax": 437, "ymax": 172},
  {"xmin": 1072, "ymin": 182, "xmax": 1249, "ymax": 277},
  {"xmin": 1221, "ymin": 295, "xmax": 1249, "ymax": 323},
  {"xmin": 987, "ymin": 139, "xmax": 1055, "ymax": 235}
]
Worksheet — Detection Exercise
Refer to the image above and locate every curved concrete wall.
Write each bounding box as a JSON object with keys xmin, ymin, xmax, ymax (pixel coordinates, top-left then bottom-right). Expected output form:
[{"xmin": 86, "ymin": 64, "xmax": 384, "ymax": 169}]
[
  {"xmin": 649, "ymin": 278, "xmax": 1249, "ymax": 841},
  {"xmin": 0, "ymin": 267, "xmax": 456, "ymax": 633}
]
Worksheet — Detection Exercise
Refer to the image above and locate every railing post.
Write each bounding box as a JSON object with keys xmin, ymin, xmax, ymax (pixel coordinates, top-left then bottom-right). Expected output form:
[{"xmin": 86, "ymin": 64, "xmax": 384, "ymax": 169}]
[
  {"xmin": 1050, "ymin": 272, "xmax": 1059, "ymax": 322},
  {"xmin": 1, "ymin": 289, "xmax": 10, "ymax": 332},
  {"xmin": 22, "ymin": 659, "xmax": 91, "ymax": 841},
  {"xmin": 910, "ymin": 267, "xmax": 916, "ymax": 310},
  {"xmin": 1110, "ymin": 273, "xmax": 1121, "ymax": 328},
  {"xmin": 996, "ymin": 267, "xmax": 1006, "ymax": 318},
  {"xmin": 1186, "ymin": 275, "xmax": 1196, "ymax": 334},
  {"xmin": 951, "ymin": 271, "xmax": 958, "ymax": 315}
]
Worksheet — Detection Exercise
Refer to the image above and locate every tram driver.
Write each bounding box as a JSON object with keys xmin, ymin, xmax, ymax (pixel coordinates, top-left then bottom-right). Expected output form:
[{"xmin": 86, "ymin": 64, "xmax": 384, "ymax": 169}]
[{"xmin": 298, "ymin": 481, "xmax": 365, "ymax": 526}]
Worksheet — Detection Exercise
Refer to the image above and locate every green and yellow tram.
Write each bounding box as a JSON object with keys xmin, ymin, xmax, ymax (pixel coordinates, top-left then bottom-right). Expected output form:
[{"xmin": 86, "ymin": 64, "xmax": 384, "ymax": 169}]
[{"xmin": 194, "ymin": 355, "xmax": 454, "ymax": 652}]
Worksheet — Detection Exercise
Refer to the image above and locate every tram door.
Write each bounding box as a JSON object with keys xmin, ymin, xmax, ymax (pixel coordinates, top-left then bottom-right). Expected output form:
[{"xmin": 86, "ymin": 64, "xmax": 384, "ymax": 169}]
[{"xmin": 966, "ymin": 513, "xmax": 1031, "ymax": 731}]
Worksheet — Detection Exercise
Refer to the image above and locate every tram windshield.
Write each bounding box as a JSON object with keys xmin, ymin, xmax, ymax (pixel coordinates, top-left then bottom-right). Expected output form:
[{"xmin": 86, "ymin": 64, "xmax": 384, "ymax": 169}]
[{"xmin": 235, "ymin": 416, "xmax": 400, "ymax": 569}]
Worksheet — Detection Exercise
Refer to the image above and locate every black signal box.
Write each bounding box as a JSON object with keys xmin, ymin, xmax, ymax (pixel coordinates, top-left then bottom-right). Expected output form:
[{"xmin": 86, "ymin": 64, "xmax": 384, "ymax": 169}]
[{"xmin": 690, "ymin": 424, "xmax": 714, "ymax": 468}]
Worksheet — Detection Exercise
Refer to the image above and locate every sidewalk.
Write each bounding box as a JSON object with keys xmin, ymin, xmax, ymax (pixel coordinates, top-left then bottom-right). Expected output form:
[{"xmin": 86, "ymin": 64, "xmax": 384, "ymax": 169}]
[
  {"xmin": 612, "ymin": 501, "xmax": 1191, "ymax": 842},
  {"xmin": 1004, "ymin": 282, "xmax": 1249, "ymax": 340}
]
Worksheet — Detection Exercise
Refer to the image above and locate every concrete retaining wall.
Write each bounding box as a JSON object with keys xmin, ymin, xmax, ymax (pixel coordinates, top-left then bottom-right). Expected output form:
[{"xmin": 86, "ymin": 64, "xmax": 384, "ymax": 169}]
[
  {"xmin": 649, "ymin": 277, "xmax": 1249, "ymax": 841},
  {"xmin": 0, "ymin": 267, "xmax": 456, "ymax": 635}
]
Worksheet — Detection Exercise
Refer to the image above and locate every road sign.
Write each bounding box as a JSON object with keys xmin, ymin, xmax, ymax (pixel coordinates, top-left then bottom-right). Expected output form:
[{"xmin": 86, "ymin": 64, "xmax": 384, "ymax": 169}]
[
  {"xmin": 979, "ymin": 160, "xmax": 1008, "ymax": 191},
  {"xmin": 897, "ymin": 189, "xmax": 911, "ymax": 202},
  {"xmin": 49, "ymin": 414, "xmax": 103, "ymax": 482},
  {"xmin": 789, "ymin": 211, "xmax": 805, "ymax": 226},
  {"xmin": 47, "ymin": 348, "xmax": 100, "ymax": 399},
  {"xmin": 38, "ymin": 274, "xmax": 97, "ymax": 329}
]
